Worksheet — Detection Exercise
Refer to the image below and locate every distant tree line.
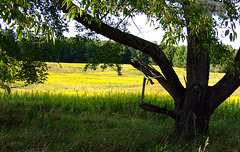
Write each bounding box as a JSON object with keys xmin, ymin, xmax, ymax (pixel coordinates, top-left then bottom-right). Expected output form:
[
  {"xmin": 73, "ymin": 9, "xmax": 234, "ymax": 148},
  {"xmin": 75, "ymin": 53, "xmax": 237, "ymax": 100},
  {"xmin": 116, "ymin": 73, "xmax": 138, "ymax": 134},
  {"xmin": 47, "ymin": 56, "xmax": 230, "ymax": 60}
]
[
  {"xmin": 166, "ymin": 45, "xmax": 237, "ymax": 73},
  {"xmin": 1, "ymin": 29, "xmax": 236, "ymax": 73}
]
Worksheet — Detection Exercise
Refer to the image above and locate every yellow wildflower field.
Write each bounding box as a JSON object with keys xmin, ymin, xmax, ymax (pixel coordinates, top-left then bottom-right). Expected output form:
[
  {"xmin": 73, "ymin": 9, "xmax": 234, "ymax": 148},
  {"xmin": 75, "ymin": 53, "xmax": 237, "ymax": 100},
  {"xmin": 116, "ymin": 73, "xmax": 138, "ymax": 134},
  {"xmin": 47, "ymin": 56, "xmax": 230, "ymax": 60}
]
[{"xmin": 10, "ymin": 62, "xmax": 240, "ymax": 97}]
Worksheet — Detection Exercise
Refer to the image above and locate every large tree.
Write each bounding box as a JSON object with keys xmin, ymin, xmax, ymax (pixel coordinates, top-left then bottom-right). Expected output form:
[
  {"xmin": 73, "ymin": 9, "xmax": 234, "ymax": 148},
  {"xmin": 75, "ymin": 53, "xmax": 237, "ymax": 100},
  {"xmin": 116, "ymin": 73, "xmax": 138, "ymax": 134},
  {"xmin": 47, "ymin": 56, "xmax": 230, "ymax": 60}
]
[
  {"xmin": 1, "ymin": 0, "xmax": 240, "ymax": 137},
  {"xmin": 54, "ymin": 0, "xmax": 240, "ymax": 137}
]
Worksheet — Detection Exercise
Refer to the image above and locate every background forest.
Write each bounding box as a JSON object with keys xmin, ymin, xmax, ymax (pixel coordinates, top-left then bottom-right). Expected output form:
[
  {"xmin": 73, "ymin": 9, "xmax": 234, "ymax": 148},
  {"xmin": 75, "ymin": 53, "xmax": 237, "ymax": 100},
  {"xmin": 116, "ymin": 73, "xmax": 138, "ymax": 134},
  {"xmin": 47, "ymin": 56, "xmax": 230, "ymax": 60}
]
[{"xmin": 1, "ymin": 29, "xmax": 237, "ymax": 74}]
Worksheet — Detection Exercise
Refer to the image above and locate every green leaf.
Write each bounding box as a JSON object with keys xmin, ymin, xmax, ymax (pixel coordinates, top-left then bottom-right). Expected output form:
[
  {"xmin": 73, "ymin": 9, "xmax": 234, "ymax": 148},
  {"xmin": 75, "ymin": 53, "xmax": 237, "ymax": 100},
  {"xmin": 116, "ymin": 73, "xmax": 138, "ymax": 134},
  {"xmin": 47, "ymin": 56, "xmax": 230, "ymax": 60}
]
[
  {"xmin": 0, "ymin": 60, "xmax": 3, "ymax": 68},
  {"xmin": 27, "ymin": 30, "xmax": 31, "ymax": 41},
  {"xmin": 230, "ymin": 33, "xmax": 233, "ymax": 41},
  {"xmin": 66, "ymin": 0, "xmax": 72, "ymax": 9},
  {"xmin": 231, "ymin": 22, "xmax": 236, "ymax": 30},
  {"xmin": 234, "ymin": 31, "xmax": 237, "ymax": 39},
  {"xmin": 71, "ymin": 13, "xmax": 76, "ymax": 20},
  {"xmin": 225, "ymin": 21, "xmax": 228, "ymax": 27},
  {"xmin": 16, "ymin": 25, "xmax": 21, "ymax": 36},
  {"xmin": 225, "ymin": 29, "xmax": 230, "ymax": 37},
  {"xmin": 41, "ymin": 24, "xmax": 45, "ymax": 33},
  {"xmin": 68, "ymin": 12, "xmax": 71, "ymax": 20},
  {"xmin": 53, "ymin": 37, "xmax": 56, "ymax": 45},
  {"xmin": 6, "ymin": 18, "xmax": 11, "ymax": 24},
  {"xmin": 11, "ymin": 64, "xmax": 16, "ymax": 72},
  {"xmin": 93, "ymin": 7, "xmax": 96, "ymax": 15},
  {"xmin": 23, "ymin": 28, "xmax": 31, "ymax": 40},
  {"xmin": 34, "ymin": 25, "xmax": 40, "ymax": 37},
  {"xmin": 46, "ymin": 34, "xmax": 49, "ymax": 42},
  {"xmin": 79, "ymin": 9, "xmax": 83, "ymax": 16},
  {"xmin": 18, "ymin": 30, "xmax": 23, "ymax": 40}
]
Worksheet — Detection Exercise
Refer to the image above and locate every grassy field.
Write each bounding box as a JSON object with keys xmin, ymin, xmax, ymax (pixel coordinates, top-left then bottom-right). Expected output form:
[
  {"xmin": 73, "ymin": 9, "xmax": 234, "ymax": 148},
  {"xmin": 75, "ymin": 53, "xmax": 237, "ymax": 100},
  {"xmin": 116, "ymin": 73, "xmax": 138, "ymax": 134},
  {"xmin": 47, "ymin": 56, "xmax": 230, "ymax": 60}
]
[
  {"xmin": 12, "ymin": 62, "xmax": 240, "ymax": 95},
  {"xmin": 0, "ymin": 63, "xmax": 240, "ymax": 151}
]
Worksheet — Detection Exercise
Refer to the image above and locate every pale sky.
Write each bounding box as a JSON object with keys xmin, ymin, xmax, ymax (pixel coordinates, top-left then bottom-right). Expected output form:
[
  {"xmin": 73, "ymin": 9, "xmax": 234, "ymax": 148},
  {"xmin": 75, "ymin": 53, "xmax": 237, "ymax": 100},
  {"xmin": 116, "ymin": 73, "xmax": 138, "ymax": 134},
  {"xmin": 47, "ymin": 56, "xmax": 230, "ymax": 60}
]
[{"xmin": 64, "ymin": 15, "xmax": 240, "ymax": 49}]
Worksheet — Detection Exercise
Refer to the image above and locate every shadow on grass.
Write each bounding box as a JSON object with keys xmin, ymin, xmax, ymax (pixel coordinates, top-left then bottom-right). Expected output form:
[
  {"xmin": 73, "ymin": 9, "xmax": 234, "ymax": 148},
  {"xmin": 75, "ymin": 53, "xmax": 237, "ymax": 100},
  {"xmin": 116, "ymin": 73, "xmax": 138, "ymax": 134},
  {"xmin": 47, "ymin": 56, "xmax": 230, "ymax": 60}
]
[{"xmin": 0, "ymin": 92, "xmax": 239, "ymax": 151}]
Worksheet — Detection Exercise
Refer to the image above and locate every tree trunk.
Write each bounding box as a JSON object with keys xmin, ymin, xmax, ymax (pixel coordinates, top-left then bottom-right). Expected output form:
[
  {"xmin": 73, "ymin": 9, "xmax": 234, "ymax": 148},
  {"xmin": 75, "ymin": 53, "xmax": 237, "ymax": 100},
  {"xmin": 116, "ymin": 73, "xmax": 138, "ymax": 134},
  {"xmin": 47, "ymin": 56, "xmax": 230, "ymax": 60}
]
[
  {"xmin": 174, "ymin": 25, "xmax": 211, "ymax": 137},
  {"xmin": 175, "ymin": 89, "xmax": 211, "ymax": 137}
]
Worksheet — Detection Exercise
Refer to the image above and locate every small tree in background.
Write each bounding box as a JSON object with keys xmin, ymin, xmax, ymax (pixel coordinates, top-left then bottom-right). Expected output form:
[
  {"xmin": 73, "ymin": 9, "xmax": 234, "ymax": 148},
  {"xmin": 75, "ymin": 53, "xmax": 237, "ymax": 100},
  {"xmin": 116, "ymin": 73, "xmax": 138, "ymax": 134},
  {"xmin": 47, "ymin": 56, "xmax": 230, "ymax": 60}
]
[
  {"xmin": 0, "ymin": 29, "xmax": 49, "ymax": 93},
  {"xmin": 0, "ymin": 0, "xmax": 68, "ymax": 92}
]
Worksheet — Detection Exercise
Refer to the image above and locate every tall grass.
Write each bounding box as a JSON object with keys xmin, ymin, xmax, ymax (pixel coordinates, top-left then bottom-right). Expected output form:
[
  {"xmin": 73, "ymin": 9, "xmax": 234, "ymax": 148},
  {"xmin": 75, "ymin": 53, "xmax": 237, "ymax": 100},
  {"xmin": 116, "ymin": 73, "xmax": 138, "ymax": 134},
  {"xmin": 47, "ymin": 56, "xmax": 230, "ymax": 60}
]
[
  {"xmin": 2, "ymin": 90, "xmax": 239, "ymax": 120},
  {"xmin": 1, "ymin": 91, "xmax": 174, "ymax": 120},
  {"xmin": 0, "ymin": 91, "xmax": 240, "ymax": 151}
]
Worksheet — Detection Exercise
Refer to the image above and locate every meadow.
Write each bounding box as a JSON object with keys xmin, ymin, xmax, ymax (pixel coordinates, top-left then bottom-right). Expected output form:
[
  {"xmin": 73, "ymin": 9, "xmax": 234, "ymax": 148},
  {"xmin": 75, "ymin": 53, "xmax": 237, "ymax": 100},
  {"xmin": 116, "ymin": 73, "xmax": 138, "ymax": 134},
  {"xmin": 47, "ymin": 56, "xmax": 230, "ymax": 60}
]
[
  {"xmin": 11, "ymin": 62, "xmax": 236, "ymax": 94},
  {"xmin": 0, "ymin": 63, "xmax": 240, "ymax": 151}
]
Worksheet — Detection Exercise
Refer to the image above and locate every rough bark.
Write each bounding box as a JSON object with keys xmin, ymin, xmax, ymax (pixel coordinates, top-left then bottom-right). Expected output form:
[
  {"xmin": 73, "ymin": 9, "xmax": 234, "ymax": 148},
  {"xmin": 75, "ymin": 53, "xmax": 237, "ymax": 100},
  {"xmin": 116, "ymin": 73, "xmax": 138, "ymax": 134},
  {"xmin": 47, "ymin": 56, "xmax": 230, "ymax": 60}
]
[{"xmin": 174, "ymin": 26, "xmax": 211, "ymax": 136}]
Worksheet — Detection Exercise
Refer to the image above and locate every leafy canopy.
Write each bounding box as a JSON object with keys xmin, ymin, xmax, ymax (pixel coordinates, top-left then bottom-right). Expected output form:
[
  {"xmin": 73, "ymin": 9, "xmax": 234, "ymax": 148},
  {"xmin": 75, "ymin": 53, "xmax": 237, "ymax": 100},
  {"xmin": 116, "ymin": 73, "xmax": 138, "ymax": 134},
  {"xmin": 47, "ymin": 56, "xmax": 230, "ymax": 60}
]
[
  {"xmin": 2, "ymin": 0, "xmax": 239, "ymax": 45},
  {"xmin": 62, "ymin": 0, "xmax": 239, "ymax": 41},
  {"xmin": 1, "ymin": 0, "xmax": 239, "ymax": 56}
]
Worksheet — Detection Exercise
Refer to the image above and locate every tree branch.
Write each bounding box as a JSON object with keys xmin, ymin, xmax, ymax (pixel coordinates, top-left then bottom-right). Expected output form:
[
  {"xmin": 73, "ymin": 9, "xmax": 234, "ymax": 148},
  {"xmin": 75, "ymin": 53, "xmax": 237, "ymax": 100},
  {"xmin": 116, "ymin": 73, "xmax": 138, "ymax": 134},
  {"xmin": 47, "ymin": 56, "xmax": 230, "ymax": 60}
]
[
  {"xmin": 140, "ymin": 103, "xmax": 176, "ymax": 119},
  {"xmin": 131, "ymin": 61, "xmax": 175, "ymax": 96},
  {"xmin": 55, "ymin": 0, "xmax": 185, "ymax": 101},
  {"xmin": 210, "ymin": 48, "xmax": 240, "ymax": 111}
]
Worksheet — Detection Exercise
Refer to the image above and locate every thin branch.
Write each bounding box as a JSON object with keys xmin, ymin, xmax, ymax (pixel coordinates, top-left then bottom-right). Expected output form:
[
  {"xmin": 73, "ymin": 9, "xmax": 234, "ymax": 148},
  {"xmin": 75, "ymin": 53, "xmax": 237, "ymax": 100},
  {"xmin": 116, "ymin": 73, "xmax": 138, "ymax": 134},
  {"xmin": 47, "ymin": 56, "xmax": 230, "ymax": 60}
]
[
  {"xmin": 130, "ymin": 61, "xmax": 165, "ymax": 81},
  {"xmin": 131, "ymin": 17, "xmax": 145, "ymax": 38}
]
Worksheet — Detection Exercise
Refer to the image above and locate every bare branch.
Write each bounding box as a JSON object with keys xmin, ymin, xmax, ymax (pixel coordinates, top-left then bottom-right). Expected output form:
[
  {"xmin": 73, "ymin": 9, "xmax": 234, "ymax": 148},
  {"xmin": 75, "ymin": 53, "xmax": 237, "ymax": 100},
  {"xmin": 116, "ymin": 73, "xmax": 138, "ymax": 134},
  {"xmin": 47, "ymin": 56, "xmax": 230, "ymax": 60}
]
[
  {"xmin": 131, "ymin": 61, "xmax": 167, "ymax": 86},
  {"xmin": 140, "ymin": 103, "xmax": 176, "ymax": 119}
]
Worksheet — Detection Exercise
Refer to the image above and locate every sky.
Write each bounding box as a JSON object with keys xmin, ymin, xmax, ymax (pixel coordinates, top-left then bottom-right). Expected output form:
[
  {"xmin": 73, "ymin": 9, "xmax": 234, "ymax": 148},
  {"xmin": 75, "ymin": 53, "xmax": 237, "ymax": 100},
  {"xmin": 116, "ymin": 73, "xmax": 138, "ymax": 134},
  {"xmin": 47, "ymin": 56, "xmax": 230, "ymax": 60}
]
[{"xmin": 64, "ymin": 15, "xmax": 240, "ymax": 49}]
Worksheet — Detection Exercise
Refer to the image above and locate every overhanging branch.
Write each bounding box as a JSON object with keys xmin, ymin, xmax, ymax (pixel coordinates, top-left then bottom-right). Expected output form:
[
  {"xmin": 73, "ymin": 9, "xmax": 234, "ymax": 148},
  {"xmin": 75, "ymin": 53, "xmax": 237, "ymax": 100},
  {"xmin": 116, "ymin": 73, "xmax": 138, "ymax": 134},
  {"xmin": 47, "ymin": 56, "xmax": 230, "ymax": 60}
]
[{"xmin": 55, "ymin": 0, "xmax": 185, "ymax": 101}]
